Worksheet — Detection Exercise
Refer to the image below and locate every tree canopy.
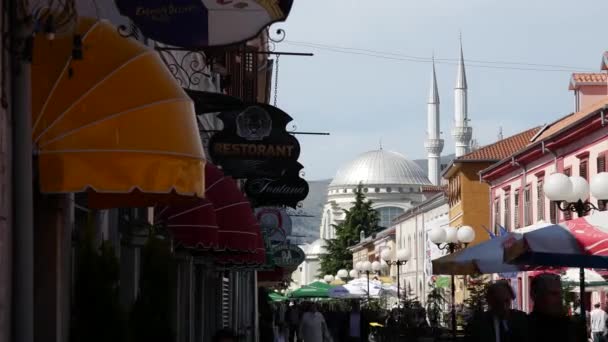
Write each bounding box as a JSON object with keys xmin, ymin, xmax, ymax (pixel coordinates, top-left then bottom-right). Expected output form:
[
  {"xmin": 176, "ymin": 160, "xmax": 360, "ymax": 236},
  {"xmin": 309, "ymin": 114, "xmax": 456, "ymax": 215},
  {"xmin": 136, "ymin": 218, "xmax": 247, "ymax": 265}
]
[{"xmin": 319, "ymin": 185, "xmax": 381, "ymax": 276}]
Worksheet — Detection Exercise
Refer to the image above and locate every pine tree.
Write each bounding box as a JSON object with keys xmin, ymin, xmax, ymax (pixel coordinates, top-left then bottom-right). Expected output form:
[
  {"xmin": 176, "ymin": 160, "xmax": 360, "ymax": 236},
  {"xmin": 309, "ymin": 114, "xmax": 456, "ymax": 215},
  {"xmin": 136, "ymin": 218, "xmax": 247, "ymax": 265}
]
[
  {"xmin": 464, "ymin": 274, "xmax": 488, "ymax": 321},
  {"xmin": 319, "ymin": 185, "xmax": 381, "ymax": 276}
]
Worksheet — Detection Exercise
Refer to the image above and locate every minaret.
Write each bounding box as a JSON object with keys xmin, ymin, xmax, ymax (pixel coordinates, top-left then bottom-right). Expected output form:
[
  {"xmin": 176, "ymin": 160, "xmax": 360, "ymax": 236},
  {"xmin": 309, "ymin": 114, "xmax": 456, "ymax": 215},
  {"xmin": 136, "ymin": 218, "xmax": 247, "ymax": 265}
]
[
  {"xmin": 452, "ymin": 37, "xmax": 473, "ymax": 157},
  {"xmin": 424, "ymin": 58, "xmax": 444, "ymax": 185}
]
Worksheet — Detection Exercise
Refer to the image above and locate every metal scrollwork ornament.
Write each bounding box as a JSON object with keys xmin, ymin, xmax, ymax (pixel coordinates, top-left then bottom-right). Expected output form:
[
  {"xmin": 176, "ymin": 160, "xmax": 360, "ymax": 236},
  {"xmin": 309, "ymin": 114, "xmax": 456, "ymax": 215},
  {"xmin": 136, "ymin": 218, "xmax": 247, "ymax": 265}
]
[{"xmin": 157, "ymin": 49, "xmax": 213, "ymax": 89}]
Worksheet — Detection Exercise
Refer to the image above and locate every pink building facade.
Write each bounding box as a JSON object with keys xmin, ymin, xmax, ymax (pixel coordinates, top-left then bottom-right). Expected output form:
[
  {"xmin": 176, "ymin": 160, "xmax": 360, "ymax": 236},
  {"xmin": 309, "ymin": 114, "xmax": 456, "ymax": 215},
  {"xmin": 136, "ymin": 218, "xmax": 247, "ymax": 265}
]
[{"xmin": 480, "ymin": 67, "xmax": 608, "ymax": 312}]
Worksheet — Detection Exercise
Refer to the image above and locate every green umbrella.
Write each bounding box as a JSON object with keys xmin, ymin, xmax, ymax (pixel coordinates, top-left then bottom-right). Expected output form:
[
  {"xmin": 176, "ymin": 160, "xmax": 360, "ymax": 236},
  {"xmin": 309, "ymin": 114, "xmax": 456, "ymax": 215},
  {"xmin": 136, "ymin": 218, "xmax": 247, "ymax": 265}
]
[
  {"xmin": 289, "ymin": 285, "xmax": 329, "ymax": 298},
  {"xmin": 307, "ymin": 281, "xmax": 332, "ymax": 290},
  {"xmin": 269, "ymin": 292, "xmax": 287, "ymax": 302}
]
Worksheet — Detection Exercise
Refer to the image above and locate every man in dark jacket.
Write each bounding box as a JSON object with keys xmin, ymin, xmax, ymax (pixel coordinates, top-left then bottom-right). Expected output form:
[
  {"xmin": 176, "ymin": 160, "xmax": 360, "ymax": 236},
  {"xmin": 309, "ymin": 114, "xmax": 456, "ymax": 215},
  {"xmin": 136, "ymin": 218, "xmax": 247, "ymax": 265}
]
[
  {"xmin": 528, "ymin": 273, "xmax": 584, "ymax": 342},
  {"xmin": 467, "ymin": 280, "xmax": 529, "ymax": 342}
]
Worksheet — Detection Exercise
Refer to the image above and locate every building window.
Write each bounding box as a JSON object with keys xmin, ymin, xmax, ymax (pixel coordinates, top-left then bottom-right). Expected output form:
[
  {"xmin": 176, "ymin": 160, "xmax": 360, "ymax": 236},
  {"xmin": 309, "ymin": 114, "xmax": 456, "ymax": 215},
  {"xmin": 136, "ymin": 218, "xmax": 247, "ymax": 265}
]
[
  {"xmin": 579, "ymin": 159, "xmax": 589, "ymax": 181},
  {"xmin": 364, "ymin": 188, "xmax": 369, "ymax": 193},
  {"xmin": 376, "ymin": 207, "xmax": 405, "ymax": 228},
  {"xmin": 598, "ymin": 154, "xmax": 606, "ymax": 173},
  {"xmin": 399, "ymin": 187, "xmax": 404, "ymax": 193},
  {"xmin": 524, "ymin": 186, "xmax": 532, "ymax": 226},
  {"xmin": 410, "ymin": 187, "xmax": 414, "ymax": 192},
  {"xmin": 564, "ymin": 168, "xmax": 572, "ymax": 220},
  {"xmin": 514, "ymin": 189, "xmax": 520, "ymax": 228},
  {"xmin": 537, "ymin": 179, "xmax": 545, "ymax": 221},
  {"xmin": 387, "ymin": 187, "xmax": 392, "ymax": 193},
  {"xmin": 375, "ymin": 188, "xmax": 380, "ymax": 193},
  {"xmin": 494, "ymin": 197, "xmax": 501, "ymax": 233},
  {"xmin": 503, "ymin": 192, "xmax": 511, "ymax": 231}
]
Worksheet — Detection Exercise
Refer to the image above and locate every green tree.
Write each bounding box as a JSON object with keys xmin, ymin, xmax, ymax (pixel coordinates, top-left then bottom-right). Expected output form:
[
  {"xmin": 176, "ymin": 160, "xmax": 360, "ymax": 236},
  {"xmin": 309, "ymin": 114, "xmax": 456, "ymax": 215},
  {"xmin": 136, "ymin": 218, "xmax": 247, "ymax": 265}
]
[
  {"xmin": 319, "ymin": 185, "xmax": 381, "ymax": 276},
  {"xmin": 426, "ymin": 281, "xmax": 446, "ymax": 328},
  {"xmin": 464, "ymin": 274, "xmax": 489, "ymax": 322}
]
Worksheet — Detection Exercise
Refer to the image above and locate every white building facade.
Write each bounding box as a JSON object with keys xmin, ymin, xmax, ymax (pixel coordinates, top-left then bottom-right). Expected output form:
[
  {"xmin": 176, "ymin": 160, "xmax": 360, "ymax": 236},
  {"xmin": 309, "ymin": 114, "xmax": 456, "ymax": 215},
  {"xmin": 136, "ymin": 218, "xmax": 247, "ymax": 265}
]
[{"xmin": 393, "ymin": 193, "xmax": 449, "ymax": 303}]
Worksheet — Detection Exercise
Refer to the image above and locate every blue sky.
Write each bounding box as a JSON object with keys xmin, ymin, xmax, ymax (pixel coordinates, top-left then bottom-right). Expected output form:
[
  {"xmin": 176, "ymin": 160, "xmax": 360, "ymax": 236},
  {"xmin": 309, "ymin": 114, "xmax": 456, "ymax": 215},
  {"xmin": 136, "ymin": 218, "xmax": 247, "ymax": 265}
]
[{"xmin": 272, "ymin": 0, "xmax": 608, "ymax": 180}]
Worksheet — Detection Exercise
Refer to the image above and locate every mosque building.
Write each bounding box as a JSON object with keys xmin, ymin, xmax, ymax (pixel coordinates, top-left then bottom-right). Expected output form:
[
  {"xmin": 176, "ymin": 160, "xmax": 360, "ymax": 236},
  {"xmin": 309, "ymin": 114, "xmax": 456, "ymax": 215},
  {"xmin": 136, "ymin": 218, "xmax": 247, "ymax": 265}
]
[{"xmin": 292, "ymin": 41, "xmax": 473, "ymax": 287}]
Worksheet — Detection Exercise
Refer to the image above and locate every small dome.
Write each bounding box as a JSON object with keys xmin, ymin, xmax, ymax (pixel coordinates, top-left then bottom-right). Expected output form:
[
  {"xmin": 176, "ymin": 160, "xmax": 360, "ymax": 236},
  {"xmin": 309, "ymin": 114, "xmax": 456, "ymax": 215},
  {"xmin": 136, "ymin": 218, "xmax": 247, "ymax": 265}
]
[
  {"xmin": 330, "ymin": 150, "xmax": 431, "ymax": 187},
  {"xmin": 307, "ymin": 239, "xmax": 327, "ymax": 255}
]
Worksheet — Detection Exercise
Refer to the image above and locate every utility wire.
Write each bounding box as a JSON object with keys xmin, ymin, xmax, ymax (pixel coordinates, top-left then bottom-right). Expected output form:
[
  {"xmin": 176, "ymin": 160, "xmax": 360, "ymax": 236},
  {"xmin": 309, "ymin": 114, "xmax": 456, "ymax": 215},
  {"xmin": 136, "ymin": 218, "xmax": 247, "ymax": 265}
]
[{"xmin": 283, "ymin": 40, "xmax": 595, "ymax": 72}]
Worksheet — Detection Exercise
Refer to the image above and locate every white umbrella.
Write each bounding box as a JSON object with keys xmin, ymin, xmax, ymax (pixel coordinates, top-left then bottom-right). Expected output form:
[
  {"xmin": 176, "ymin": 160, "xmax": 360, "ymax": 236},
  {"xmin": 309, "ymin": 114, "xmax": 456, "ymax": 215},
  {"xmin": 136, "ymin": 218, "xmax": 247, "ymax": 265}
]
[{"xmin": 562, "ymin": 268, "xmax": 605, "ymax": 284}]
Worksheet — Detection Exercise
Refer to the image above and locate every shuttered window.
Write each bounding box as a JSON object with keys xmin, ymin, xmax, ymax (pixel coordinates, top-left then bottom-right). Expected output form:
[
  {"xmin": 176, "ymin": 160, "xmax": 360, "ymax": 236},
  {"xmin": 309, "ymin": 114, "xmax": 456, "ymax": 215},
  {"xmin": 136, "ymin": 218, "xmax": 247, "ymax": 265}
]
[
  {"xmin": 221, "ymin": 276, "xmax": 231, "ymax": 328},
  {"xmin": 597, "ymin": 154, "xmax": 607, "ymax": 211},
  {"xmin": 514, "ymin": 189, "xmax": 520, "ymax": 228},
  {"xmin": 494, "ymin": 197, "xmax": 501, "ymax": 234},
  {"xmin": 524, "ymin": 186, "xmax": 532, "ymax": 226},
  {"xmin": 504, "ymin": 193, "xmax": 511, "ymax": 231},
  {"xmin": 537, "ymin": 180, "xmax": 545, "ymax": 221}
]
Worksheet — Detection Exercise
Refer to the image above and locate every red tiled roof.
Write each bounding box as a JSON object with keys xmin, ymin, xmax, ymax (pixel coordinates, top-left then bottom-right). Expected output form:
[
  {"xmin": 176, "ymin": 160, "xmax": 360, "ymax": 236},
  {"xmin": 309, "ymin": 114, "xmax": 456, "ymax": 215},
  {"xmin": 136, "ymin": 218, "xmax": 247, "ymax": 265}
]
[
  {"xmin": 457, "ymin": 127, "xmax": 541, "ymax": 161},
  {"xmin": 569, "ymin": 73, "xmax": 608, "ymax": 90},
  {"xmin": 531, "ymin": 96, "xmax": 608, "ymax": 143}
]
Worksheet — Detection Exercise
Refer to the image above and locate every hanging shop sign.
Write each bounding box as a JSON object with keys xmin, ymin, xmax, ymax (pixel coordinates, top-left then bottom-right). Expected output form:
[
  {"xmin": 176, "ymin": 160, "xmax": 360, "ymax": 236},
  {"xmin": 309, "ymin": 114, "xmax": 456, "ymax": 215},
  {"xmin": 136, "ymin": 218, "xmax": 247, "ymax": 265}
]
[
  {"xmin": 255, "ymin": 207, "xmax": 292, "ymax": 244},
  {"xmin": 209, "ymin": 104, "xmax": 300, "ymax": 178},
  {"xmin": 271, "ymin": 244, "xmax": 305, "ymax": 268},
  {"xmin": 115, "ymin": 0, "xmax": 294, "ymax": 49},
  {"xmin": 245, "ymin": 163, "xmax": 309, "ymax": 208}
]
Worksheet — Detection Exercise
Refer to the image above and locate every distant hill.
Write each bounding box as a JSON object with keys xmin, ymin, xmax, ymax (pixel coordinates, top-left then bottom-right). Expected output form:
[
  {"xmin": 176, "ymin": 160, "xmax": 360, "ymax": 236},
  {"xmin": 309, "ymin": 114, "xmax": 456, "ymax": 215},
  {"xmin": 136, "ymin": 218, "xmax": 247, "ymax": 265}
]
[{"xmin": 289, "ymin": 179, "xmax": 330, "ymax": 245}]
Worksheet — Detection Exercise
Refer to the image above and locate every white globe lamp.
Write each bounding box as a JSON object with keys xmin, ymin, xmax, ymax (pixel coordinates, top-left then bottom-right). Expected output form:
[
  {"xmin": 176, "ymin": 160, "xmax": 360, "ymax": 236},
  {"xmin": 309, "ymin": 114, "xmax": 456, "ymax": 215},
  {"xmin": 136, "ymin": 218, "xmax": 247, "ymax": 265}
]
[
  {"xmin": 380, "ymin": 249, "xmax": 392, "ymax": 262},
  {"xmin": 429, "ymin": 226, "xmax": 446, "ymax": 244},
  {"xmin": 457, "ymin": 225, "xmax": 476, "ymax": 244},
  {"xmin": 544, "ymin": 173, "xmax": 573, "ymax": 201},
  {"xmin": 591, "ymin": 172, "xmax": 608, "ymax": 200},
  {"xmin": 355, "ymin": 261, "xmax": 363, "ymax": 271},
  {"xmin": 396, "ymin": 249, "xmax": 411, "ymax": 262},
  {"xmin": 337, "ymin": 269, "xmax": 348, "ymax": 279},
  {"xmin": 381, "ymin": 259, "xmax": 389, "ymax": 269},
  {"xmin": 361, "ymin": 261, "xmax": 372, "ymax": 272},
  {"xmin": 445, "ymin": 227, "xmax": 459, "ymax": 244},
  {"xmin": 323, "ymin": 275, "xmax": 334, "ymax": 283},
  {"xmin": 567, "ymin": 176, "xmax": 589, "ymax": 202},
  {"xmin": 371, "ymin": 261, "xmax": 382, "ymax": 272},
  {"xmin": 349, "ymin": 269, "xmax": 358, "ymax": 278}
]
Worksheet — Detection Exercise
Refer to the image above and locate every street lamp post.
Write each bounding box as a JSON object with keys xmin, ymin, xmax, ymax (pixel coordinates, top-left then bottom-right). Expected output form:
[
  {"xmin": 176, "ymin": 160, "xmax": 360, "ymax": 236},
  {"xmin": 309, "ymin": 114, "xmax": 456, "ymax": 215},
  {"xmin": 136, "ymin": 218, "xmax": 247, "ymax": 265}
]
[
  {"xmin": 544, "ymin": 172, "xmax": 608, "ymax": 333},
  {"xmin": 323, "ymin": 274, "xmax": 335, "ymax": 284},
  {"xmin": 357, "ymin": 261, "xmax": 373, "ymax": 300},
  {"xmin": 381, "ymin": 248, "xmax": 411, "ymax": 304},
  {"xmin": 429, "ymin": 225, "xmax": 476, "ymax": 340}
]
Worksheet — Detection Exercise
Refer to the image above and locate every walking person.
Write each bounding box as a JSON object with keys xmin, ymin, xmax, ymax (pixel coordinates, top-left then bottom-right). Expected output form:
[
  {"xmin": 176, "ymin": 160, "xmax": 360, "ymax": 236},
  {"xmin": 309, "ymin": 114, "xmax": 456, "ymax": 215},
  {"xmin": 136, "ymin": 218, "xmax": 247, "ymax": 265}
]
[
  {"xmin": 348, "ymin": 303, "xmax": 362, "ymax": 342},
  {"xmin": 466, "ymin": 280, "xmax": 528, "ymax": 342},
  {"xmin": 299, "ymin": 303, "xmax": 333, "ymax": 342},
  {"xmin": 286, "ymin": 302, "xmax": 301, "ymax": 342},
  {"xmin": 591, "ymin": 303, "xmax": 607, "ymax": 342}
]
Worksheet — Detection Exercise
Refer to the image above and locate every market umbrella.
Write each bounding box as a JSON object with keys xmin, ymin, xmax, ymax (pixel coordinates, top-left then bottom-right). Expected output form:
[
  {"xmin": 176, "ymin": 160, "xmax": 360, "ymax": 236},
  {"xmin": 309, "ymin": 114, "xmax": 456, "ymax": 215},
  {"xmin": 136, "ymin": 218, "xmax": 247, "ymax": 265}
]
[
  {"xmin": 33, "ymin": 17, "xmax": 205, "ymax": 206},
  {"xmin": 289, "ymin": 285, "xmax": 329, "ymax": 299},
  {"xmin": 432, "ymin": 221, "xmax": 551, "ymax": 275},
  {"xmin": 269, "ymin": 292, "xmax": 287, "ymax": 302},
  {"xmin": 562, "ymin": 268, "xmax": 605, "ymax": 285},
  {"xmin": 503, "ymin": 212, "xmax": 608, "ymax": 268},
  {"xmin": 307, "ymin": 281, "xmax": 332, "ymax": 290}
]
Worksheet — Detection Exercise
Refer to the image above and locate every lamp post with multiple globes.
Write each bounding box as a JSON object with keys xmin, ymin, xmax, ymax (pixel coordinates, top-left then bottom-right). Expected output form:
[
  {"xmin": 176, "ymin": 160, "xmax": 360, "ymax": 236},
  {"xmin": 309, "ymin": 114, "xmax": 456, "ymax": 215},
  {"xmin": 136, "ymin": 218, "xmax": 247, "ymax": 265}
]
[
  {"xmin": 323, "ymin": 274, "xmax": 334, "ymax": 284},
  {"xmin": 543, "ymin": 172, "xmax": 608, "ymax": 330},
  {"xmin": 355, "ymin": 261, "xmax": 376, "ymax": 300},
  {"xmin": 428, "ymin": 225, "xmax": 476, "ymax": 340},
  {"xmin": 380, "ymin": 248, "xmax": 411, "ymax": 304}
]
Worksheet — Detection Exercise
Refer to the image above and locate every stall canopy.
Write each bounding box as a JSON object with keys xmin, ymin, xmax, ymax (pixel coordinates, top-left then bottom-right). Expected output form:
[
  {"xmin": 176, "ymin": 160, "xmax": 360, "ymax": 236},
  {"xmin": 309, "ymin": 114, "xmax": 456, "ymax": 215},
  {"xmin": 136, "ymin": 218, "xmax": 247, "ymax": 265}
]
[
  {"xmin": 155, "ymin": 199, "xmax": 219, "ymax": 250},
  {"xmin": 504, "ymin": 212, "xmax": 608, "ymax": 268},
  {"xmin": 32, "ymin": 17, "xmax": 205, "ymax": 206},
  {"xmin": 432, "ymin": 221, "xmax": 552, "ymax": 275}
]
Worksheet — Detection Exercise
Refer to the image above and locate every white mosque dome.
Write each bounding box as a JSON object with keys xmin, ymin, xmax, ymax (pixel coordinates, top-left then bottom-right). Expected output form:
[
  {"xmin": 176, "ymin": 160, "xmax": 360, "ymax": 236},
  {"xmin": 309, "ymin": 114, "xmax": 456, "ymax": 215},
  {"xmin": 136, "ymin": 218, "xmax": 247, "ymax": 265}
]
[
  {"xmin": 307, "ymin": 239, "xmax": 327, "ymax": 255},
  {"xmin": 330, "ymin": 150, "xmax": 431, "ymax": 187}
]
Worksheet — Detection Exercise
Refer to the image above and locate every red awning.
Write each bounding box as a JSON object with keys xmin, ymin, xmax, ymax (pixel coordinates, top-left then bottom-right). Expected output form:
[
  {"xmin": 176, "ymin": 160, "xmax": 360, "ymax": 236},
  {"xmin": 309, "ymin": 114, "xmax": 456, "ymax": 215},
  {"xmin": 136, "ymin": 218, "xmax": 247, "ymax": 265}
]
[
  {"xmin": 155, "ymin": 164, "xmax": 259, "ymax": 252},
  {"xmin": 205, "ymin": 164, "xmax": 259, "ymax": 252},
  {"xmin": 215, "ymin": 226, "xmax": 266, "ymax": 267},
  {"xmin": 155, "ymin": 200, "xmax": 219, "ymax": 250}
]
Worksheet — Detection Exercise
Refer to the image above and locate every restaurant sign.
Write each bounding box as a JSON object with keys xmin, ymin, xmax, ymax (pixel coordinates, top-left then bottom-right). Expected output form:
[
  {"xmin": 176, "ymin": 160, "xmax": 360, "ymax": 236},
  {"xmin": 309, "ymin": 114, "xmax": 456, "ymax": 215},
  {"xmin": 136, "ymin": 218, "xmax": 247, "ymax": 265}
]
[
  {"xmin": 116, "ymin": 0, "xmax": 294, "ymax": 48},
  {"xmin": 271, "ymin": 244, "xmax": 305, "ymax": 268},
  {"xmin": 209, "ymin": 104, "xmax": 300, "ymax": 178},
  {"xmin": 245, "ymin": 163, "xmax": 309, "ymax": 208}
]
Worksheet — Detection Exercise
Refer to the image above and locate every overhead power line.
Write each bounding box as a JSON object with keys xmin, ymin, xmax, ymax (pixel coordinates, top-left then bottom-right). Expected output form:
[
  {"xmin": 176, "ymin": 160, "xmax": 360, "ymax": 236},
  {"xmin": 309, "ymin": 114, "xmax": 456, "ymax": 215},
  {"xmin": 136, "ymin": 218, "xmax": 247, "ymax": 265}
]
[{"xmin": 283, "ymin": 40, "xmax": 595, "ymax": 73}]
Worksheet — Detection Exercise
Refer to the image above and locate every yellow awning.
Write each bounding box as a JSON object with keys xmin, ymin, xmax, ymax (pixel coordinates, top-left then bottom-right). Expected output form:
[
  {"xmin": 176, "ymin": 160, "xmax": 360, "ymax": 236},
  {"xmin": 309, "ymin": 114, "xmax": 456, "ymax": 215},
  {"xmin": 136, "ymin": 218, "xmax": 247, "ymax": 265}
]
[{"xmin": 32, "ymin": 18, "xmax": 205, "ymax": 204}]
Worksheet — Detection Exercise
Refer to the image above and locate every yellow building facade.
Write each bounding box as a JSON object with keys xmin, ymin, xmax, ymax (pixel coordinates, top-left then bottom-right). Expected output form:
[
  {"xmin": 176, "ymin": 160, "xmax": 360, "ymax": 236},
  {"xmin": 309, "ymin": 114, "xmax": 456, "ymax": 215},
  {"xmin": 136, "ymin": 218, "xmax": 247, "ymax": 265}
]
[{"xmin": 441, "ymin": 127, "xmax": 540, "ymax": 304}]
